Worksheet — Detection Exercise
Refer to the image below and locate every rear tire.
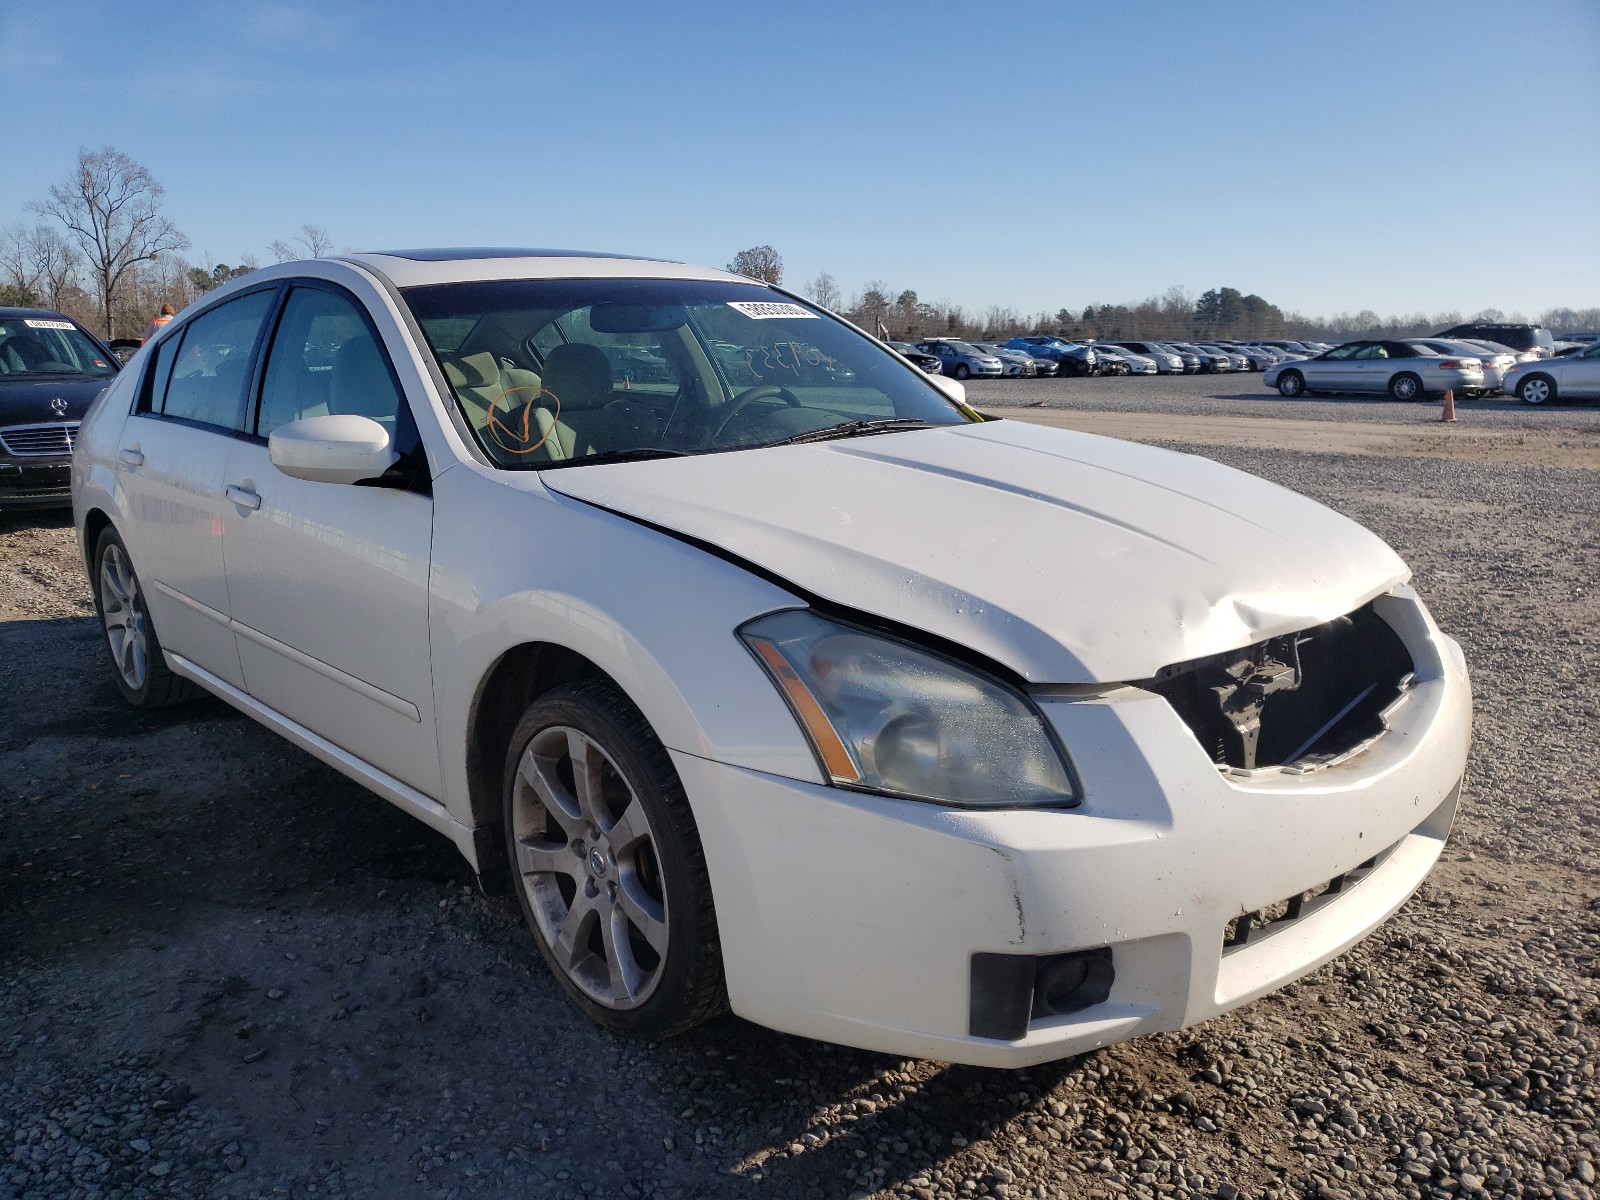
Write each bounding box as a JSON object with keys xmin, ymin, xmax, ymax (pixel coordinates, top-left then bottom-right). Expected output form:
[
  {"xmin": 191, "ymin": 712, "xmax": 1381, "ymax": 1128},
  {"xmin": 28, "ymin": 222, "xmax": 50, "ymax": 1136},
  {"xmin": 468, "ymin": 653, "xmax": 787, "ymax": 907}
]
[
  {"xmin": 1517, "ymin": 374, "xmax": 1555, "ymax": 405},
  {"xmin": 503, "ymin": 678, "xmax": 726, "ymax": 1040},
  {"xmin": 1277, "ymin": 371, "xmax": 1305, "ymax": 398},
  {"xmin": 91, "ymin": 526, "xmax": 197, "ymax": 708},
  {"xmin": 1389, "ymin": 373, "xmax": 1423, "ymax": 401}
]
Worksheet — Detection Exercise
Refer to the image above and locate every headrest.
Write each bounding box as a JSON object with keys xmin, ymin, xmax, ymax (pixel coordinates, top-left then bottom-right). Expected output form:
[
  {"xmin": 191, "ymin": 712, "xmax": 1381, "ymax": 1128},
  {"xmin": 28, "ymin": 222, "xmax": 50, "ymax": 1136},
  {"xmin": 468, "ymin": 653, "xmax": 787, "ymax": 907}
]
[
  {"xmin": 450, "ymin": 351, "xmax": 501, "ymax": 388},
  {"xmin": 541, "ymin": 343, "xmax": 613, "ymax": 411}
]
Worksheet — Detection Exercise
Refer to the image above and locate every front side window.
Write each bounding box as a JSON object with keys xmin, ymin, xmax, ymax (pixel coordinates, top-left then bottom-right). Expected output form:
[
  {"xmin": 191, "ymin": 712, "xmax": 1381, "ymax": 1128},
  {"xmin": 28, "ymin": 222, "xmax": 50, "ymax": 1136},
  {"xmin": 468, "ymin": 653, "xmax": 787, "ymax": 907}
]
[
  {"xmin": 257, "ymin": 286, "xmax": 407, "ymax": 438},
  {"xmin": 0, "ymin": 316, "xmax": 116, "ymax": 378},
  {"xmin": 160, "ymin": 289, "xmax": 275, "ymax": 429},
  {"xmin": 404, "ymin": 278, "xmax": 969, "ymax": 469},
  {"xmin": 1322, "ymin": 344, "xmax": 1360, "ymax": 360}
]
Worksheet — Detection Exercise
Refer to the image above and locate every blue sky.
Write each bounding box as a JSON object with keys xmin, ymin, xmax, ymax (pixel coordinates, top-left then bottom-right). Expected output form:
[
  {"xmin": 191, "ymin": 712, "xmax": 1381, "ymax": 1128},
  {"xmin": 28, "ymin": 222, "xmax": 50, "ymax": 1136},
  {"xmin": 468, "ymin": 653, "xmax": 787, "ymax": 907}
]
[{"xmin": 3, "ymin": 1, "xmax": 1597, "ymax": 320}]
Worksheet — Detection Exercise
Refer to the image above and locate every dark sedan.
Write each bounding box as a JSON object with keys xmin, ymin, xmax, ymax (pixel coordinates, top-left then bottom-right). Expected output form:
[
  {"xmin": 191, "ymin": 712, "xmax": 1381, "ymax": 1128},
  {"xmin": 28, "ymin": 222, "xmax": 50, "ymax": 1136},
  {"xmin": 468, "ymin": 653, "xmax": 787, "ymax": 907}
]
[
  {"xmin": 0, "ymin": 308, "xmax": 120, "ymax": 508},
  {"xmin": 889, "ymin": 341, "xmax": 945, "ymax": 375}
]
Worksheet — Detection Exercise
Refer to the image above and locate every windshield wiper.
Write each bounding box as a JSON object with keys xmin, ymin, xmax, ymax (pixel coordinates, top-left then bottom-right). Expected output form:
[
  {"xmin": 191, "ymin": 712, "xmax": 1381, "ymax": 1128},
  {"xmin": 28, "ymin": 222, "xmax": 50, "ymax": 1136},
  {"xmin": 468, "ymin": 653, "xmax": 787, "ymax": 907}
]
[
  {"xmin": 536, "ymin": 447, "xmax": 689, "ymax": 471},
  {"xmin": 768, "ymin": 418, "xmax": 940, "ymax": 447}
]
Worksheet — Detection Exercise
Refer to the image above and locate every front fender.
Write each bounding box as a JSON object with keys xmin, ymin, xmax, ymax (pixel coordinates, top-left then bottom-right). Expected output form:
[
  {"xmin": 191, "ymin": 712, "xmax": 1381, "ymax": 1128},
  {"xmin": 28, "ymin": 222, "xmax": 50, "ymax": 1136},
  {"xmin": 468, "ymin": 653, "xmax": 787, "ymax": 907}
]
[{"xmin": 428, "ymin": 463, "xmax": 825, "ymax": 829}]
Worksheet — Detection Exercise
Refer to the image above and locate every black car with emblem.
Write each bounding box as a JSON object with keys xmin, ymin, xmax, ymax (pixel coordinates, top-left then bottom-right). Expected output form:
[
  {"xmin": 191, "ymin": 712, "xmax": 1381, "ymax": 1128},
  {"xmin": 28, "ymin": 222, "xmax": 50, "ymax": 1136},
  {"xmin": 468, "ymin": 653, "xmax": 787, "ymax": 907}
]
[{"xmin": 0, "ymin": 307, "xmax": 120, "ymax": 508}]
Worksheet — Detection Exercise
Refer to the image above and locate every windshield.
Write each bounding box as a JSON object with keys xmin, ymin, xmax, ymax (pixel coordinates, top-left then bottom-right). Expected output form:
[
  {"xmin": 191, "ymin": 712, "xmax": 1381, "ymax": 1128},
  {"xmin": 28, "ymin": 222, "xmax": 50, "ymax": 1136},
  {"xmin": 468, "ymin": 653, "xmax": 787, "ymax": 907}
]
[
  {"xmin": 0, "ymin": 316, "xmax": 116, "ymax": 379},
  {"xmin": 404, "ymin": 278, "xmax": 969, "ymax": 468}
]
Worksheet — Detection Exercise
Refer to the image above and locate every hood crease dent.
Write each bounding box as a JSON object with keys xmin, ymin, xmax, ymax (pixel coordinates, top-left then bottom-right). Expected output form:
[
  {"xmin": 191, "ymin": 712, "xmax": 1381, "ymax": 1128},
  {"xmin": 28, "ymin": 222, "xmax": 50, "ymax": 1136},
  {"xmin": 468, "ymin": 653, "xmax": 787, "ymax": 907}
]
[{"xmin": 542, "ymin": 422, "xmax": 1409, "ymax": 683}]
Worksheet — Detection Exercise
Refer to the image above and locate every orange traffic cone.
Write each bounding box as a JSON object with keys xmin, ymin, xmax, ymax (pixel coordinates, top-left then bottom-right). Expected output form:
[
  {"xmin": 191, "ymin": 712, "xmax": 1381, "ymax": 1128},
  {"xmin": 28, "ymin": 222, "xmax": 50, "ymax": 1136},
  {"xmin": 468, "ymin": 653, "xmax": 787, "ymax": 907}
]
[{"xmin": 1440, "ymin": 388, "xmax": 1457, "ymax": 423}]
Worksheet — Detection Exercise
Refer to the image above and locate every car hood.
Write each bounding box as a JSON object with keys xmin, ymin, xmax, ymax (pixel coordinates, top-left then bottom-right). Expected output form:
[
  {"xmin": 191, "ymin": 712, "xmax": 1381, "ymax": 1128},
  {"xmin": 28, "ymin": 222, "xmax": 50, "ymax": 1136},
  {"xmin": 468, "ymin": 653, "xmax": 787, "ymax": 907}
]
[
  {"xmin": 541, "ymin": 422, "xmax": 1409, "ymax": 683},
  {"xmin": 0, "ymin": 375, "xmax": 113, "ymax": 423}
]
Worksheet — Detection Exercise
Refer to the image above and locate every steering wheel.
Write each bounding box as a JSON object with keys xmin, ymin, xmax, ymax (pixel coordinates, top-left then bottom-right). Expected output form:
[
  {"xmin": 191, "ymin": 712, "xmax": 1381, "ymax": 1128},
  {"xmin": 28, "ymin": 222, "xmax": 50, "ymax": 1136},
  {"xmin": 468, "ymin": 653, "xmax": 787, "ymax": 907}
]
[{"xmin": 711, "ymin": 384, "xmax": 802, "ymax": 440}]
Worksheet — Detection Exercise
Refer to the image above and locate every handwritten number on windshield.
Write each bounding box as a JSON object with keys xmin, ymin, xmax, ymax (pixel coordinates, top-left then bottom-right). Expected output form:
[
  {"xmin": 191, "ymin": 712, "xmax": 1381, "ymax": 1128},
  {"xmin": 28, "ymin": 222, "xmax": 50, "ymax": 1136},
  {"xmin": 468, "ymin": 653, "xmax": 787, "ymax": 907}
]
[{"xmin": 744, "ymin": 340, "xmax": 837, "ymax": 378}]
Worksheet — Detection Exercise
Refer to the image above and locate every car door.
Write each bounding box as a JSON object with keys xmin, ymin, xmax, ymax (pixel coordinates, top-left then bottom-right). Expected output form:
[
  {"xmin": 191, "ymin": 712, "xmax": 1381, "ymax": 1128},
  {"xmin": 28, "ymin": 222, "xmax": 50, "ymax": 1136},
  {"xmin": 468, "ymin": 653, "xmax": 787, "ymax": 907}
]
[
  {"xmin": 1305, "ymin": 343, "xmax": 1360, "ymax": 391},
  {"xmin": 220, "ymin": 282, "xmax": 442, "ymax": 796},
  {"xmin": 114, "ymin": 286, "xmax": 279, "ymax": 689},
  {"xmin": 1347, "ymin": 343, "xmax": 1390, "ymax": 392},
  {"xmin": 1564, "ymin": 342, "xmax": 1600, "ymax": 398}
]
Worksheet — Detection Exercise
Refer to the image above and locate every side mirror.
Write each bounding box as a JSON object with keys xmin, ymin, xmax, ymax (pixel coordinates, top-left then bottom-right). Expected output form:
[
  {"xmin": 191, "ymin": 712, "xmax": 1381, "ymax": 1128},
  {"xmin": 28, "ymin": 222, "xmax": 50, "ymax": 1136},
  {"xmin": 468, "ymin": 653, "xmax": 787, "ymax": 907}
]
[
  {"xmin": 268, "ymin": 414, "xmax": 398, "ymax": 484},
  {"xmin": 929, "ymin": 374, "xmax": 966, "ymax": 406}
]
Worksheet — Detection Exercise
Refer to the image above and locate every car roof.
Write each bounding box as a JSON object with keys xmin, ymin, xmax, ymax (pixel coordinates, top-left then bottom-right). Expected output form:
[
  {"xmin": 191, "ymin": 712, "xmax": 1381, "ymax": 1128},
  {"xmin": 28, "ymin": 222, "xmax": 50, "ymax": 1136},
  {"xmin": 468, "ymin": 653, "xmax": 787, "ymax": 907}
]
[
  {"xmin": 337, "ymin": 248, "xmax": 746, "ymax": 288},
  {"xmin": 0, "ymin": 305, "xmax": 75, "ymax": 321}
]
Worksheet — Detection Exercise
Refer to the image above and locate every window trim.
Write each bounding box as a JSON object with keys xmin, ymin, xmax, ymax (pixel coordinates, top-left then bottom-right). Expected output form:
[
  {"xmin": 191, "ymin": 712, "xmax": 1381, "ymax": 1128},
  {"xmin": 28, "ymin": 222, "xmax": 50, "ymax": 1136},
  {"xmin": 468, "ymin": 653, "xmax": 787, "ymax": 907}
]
[
  {"xmin": 247, "ymin": 277, "xmax": 429, "ymax": 479},
  {"xmin": 137, "ymin": 282, "xmax": 284, "ymax": 436}
]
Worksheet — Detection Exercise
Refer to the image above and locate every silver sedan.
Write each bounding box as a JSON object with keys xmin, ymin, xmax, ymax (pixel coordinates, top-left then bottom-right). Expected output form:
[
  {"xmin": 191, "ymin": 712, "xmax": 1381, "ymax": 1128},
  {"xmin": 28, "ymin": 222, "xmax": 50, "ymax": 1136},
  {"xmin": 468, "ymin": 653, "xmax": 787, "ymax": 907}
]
[
  {"xmin": 1501, "ymin": 340, "xmax": 1600, "ymax": 405},
  {"xmin": 1264, "ymin": 340, "xmax": 1484, "ymax": 400},
  {"xmin": 1406, "ymin": 339, "xmax": 1517, "ymax": 394}
]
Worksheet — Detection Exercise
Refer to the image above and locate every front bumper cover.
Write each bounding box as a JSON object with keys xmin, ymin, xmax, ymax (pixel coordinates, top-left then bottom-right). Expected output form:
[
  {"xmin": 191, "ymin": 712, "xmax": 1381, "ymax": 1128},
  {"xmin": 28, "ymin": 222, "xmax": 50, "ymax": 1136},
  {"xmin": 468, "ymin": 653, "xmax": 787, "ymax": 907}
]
[{"xmin": 678, "ymin": 588, "xmax": 1470, "ymax": 1067}]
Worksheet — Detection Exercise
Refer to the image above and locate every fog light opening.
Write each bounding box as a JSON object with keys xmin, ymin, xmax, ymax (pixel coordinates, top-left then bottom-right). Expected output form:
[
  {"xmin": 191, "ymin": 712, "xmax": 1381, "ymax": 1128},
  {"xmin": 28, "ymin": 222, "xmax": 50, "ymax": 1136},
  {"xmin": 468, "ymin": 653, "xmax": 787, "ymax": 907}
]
[{"xmin": 1032, "ymin": 948, "xmax": 1114, "ymax": 1018}]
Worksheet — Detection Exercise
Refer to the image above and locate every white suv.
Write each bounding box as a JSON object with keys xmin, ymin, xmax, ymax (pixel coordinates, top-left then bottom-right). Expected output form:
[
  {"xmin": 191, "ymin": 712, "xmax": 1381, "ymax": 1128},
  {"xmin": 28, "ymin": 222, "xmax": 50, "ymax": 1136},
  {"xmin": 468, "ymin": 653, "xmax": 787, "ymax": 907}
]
[{"xmin": 73, "ymin": 249, "xmax": 1470, "ymax": 1067}]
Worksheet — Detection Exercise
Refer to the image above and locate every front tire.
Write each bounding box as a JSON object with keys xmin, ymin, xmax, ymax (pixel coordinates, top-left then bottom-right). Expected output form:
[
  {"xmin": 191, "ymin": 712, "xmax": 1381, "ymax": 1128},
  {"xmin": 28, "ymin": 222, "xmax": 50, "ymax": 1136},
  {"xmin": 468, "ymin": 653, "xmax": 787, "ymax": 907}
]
[
  {"xmin": 1517, "ymin": 374, "xmax": 1555, "ymax": 405},
  {"xmin": 91, "ymin": 527, "xmax": 196, "ymax": 708},
  {"xmin": 1277, "ymin": 371, "xmax": 1305, "ymax": 398},
  {"xmin": 1389, "ymin": 373, "xmax": 1423, "ymax": 401},
  {"xmin": 953, "ymin": 364, "xmax": 970, "ymax": 380},
  {"xmin": 503, "ymin": 678, "xmax": 725, "ymax": 1039}
]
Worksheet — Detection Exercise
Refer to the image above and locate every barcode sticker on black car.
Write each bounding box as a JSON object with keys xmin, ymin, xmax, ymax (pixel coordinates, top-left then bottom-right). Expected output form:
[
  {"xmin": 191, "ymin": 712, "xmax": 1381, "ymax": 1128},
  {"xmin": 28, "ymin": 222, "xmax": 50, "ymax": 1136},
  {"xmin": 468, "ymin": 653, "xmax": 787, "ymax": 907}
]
[
  {"xmin": 727, "ymin": 302, "xmax": 816, "ymax": 321},
  {"xmin": 23, "ymin": 319, "xmax": 74, "ymax": 330}
]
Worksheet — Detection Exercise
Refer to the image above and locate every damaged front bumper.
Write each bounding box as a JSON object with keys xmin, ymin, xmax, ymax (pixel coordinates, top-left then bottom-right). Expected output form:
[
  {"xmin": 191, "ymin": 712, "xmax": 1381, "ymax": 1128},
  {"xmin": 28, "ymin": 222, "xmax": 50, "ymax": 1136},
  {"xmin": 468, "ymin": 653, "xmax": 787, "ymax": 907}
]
[{"xmin": 678, "ymin": 586, "xmax": 1470, "ymax": 1068}]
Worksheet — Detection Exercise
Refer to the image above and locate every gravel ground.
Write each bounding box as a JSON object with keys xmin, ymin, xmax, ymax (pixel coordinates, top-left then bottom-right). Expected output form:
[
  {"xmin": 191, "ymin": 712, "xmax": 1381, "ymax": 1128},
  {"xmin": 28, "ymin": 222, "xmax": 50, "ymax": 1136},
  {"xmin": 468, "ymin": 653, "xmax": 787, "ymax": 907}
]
[{"xmin": 3, "ymin": 377, "xmax": 1597, "ymax": 1200}]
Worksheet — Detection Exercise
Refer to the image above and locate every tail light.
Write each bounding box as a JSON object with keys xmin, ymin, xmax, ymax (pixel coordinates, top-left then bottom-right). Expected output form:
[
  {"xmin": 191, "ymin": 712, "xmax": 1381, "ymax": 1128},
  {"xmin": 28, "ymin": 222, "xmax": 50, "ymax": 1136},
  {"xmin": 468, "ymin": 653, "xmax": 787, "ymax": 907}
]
[{"xmin": 1437, "ymin": 359, "xmax": 1463, "ymax": 369}]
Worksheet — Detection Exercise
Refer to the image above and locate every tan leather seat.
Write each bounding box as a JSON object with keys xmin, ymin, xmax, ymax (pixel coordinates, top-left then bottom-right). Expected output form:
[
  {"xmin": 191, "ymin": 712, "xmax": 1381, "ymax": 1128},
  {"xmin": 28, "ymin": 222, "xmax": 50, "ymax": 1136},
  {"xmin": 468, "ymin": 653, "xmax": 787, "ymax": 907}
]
[{"xmin": 537, "ymin": 343, "xmax": 618, "ymax": 458}]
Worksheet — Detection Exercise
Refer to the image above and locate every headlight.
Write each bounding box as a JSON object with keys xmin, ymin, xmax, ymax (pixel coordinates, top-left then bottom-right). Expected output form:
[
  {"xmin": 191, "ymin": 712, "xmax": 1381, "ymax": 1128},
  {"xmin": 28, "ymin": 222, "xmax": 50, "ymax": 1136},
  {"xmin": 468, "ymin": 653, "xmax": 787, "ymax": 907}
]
[{"xmin": 740, "ymin": 609, "xmax": 1078, "ymax": 808}]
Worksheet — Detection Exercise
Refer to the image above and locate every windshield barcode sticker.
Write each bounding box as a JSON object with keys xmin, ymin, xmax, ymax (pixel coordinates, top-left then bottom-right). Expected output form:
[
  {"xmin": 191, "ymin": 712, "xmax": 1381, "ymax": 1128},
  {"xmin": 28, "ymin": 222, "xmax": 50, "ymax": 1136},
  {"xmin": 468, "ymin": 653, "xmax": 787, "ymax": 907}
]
[
  {"xmin": 727, "ymin": 301, "xmax": 816, "ymax": 320},
  {"xmin": 23, "ymin": 319, "xmax": 74, "ymax": 330}
]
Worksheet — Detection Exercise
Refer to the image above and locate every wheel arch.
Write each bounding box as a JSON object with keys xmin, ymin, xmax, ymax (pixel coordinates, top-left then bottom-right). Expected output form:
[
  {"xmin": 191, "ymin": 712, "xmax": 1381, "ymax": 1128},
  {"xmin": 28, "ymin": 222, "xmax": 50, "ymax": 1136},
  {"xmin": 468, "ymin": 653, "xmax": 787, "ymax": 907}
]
[
  {"xmin": 81, "ymin": 506, "xmax": 114, "ymax": 575},
  {"xmin": 464, "ymin": 641, "xmax": 611, "ymax": 839}
]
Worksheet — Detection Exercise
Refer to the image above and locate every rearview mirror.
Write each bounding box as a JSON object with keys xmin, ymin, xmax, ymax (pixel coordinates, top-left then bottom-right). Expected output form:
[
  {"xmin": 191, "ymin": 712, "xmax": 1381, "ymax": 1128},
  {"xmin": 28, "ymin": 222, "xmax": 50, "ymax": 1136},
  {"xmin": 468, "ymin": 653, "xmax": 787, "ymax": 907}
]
[
  {"xmin": 588, "ymin": 304, "xmax": 688, "ymax": 333},
  {"xmin": 929, "ymin": 374, "xmax": 966, "ymax": 406},
  {"xmin": 268, "ymin": 414, "xmax": 398, "ymax": 485}
]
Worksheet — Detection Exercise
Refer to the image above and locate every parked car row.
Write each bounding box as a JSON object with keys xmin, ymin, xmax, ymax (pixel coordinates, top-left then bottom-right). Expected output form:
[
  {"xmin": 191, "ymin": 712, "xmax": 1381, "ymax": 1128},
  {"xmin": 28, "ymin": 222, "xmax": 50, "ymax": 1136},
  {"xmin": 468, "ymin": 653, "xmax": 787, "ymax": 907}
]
[
  {"xmin": 1264, "ymin": 331, "xmax": 1600, "ymax": 404},
  {"xmin": 891, "ymin": 319, "xmax": 1595, "ymax": 405}
]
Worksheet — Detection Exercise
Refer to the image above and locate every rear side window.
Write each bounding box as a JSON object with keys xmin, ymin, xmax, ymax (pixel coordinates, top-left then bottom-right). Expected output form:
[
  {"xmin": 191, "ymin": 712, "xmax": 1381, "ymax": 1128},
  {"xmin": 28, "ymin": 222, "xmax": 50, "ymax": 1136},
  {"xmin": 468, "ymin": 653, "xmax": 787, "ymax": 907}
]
[{"xmin": 159, "ymin": 290, "xmax": 275, "ymax": 430}]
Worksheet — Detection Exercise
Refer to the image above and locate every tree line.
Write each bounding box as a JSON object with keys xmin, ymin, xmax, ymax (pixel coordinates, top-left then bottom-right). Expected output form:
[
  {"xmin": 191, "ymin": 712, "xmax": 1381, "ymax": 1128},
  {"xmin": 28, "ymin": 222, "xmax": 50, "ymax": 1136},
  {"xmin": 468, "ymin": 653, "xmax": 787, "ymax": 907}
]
[
  {"xmin": 732, "ymin": 245, "xmax": 1598, "ymax": 345},
  {"xmin": 5, "ymin": 157, "xmax": 1593, "ymax": 344}
]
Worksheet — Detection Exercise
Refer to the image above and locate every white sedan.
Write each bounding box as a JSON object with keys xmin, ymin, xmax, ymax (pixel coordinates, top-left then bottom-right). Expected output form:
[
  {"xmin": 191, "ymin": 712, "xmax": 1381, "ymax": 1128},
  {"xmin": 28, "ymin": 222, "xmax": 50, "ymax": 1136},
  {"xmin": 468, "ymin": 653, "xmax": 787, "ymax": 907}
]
[{"xmin": 73, "ymin": 249, "xmax": 1471, "ymax": 1067}]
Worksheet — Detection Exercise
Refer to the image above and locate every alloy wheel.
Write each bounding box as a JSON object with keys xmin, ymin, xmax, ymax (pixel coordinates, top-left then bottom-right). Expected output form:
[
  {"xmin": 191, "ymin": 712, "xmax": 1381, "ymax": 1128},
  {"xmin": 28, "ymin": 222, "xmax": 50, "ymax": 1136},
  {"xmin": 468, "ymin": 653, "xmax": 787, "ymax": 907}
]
[
  {"xmin": 99, "ymin": 544, "xmax": 149, "ymax": 691},
  {"xmin": 510, "ymin": 726, "xmax": 669, "ymax": 1010}
]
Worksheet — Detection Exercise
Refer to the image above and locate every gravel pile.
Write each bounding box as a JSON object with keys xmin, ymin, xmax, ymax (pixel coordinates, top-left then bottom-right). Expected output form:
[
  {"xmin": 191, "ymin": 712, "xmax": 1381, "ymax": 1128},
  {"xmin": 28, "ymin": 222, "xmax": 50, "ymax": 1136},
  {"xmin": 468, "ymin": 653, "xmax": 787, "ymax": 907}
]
[{"xmin": 2, "ymin": 393, "xmax": 1596, "ymax": 1199}]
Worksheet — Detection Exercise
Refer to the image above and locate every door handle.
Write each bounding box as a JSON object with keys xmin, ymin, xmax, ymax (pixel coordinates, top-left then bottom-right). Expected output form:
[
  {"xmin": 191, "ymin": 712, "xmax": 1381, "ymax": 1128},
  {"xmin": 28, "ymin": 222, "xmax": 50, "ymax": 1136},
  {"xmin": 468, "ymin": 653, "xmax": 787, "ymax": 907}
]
[
  {"xmin": 118, "ymin": 447, "xmax": 144, "ymax": 466},
  {"xmin": 224, "ymin": 483, "xmax": 262, "ymax": 511}
]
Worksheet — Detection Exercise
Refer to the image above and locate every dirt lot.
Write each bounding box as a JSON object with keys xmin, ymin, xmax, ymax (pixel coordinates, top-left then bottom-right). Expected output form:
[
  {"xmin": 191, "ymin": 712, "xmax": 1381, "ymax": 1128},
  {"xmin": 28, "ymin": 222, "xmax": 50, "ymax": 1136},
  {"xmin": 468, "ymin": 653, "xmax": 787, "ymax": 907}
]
[{"xmin": 3, "ymin": 376, "xmax": 1598, "ymax": 1200}]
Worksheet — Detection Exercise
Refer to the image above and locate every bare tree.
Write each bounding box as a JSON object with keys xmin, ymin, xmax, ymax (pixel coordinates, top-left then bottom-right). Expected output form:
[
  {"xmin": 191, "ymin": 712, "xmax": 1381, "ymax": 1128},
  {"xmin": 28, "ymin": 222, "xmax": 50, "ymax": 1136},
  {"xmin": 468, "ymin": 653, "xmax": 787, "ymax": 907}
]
[
  {"xmin": 727, "ymin": 245, "xmax": 783, "ymax": 285},
  {"xmin": 803, "ymin": 271, "xmax": 840, "ymax": 311},
  {"xmin": 269, "ymin": 224, "xmax": 334, "ymax": 262},
  {"xmin": 30, "ymin": 146, "xmax": 190, "ymax": 337},
  {"xmin": 1, "ymin": 224, "xmax": 84, "ymax": 309}
]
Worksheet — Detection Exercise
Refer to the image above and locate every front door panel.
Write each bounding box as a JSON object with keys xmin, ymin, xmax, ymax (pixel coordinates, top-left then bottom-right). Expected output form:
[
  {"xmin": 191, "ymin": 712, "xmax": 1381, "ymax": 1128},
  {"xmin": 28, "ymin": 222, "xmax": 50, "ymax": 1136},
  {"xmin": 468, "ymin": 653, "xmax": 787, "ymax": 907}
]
[{"xmin": 222, "ymin": 440, "xmax": 440, "ymax": 795}]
